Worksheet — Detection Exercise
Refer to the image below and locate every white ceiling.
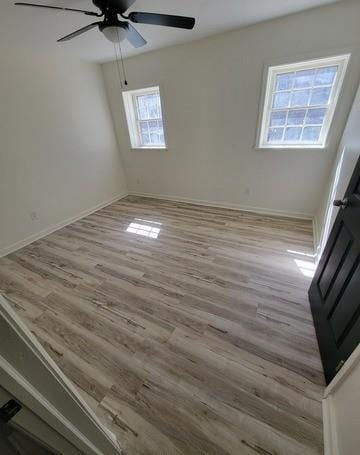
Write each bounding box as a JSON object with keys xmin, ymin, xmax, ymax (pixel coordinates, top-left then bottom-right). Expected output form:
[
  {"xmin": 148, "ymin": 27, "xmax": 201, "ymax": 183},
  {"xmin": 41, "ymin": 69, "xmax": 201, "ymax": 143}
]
[{"xmin": 1, "ymin": 0, "xmax": 340, "ymax": 62}]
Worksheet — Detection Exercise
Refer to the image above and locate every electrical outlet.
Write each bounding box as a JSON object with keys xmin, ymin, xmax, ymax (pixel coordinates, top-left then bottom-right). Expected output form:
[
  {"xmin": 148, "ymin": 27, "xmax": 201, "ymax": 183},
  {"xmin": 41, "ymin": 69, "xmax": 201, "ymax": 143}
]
[
  {"xmin": 29, "ymin": 211, "xmax": 38, "ymax": 221},
  {"xmin": 244, "ymin": 187, "xmax": 250, "ymax": 196}
]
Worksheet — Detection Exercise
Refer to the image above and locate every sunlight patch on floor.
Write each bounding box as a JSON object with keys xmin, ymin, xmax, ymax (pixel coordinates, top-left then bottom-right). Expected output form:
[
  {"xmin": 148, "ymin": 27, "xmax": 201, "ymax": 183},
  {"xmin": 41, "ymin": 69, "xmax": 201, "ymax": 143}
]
[
  {"xmin": 287, "ymin": 249, "xmax": 315, "ymax": 258},
  {"xmin": 294, "ymin": 258, "xmax": 316, "ymax": 278},
  {"xmin": 126, "ymin": 219, "xmax": 161, "ymax": 238}
]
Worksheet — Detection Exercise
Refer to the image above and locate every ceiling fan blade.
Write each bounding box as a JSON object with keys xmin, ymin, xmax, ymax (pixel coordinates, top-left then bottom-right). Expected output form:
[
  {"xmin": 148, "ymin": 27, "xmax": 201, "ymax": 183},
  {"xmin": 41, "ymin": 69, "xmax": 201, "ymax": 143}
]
[
  {"xmin": 126, "ymin": 23, "xmax": 147, "ymax": 48},
  {"xmin": 128, "ymin": 12, "xmax": 195, "ymax": 30},
  {"xmin": 14, "ymin": 3, "xmax": 100, "ymax": 16},
  {"xmin": 108, "ymin": 0, "xmax": 136, "ymax": 14},
  {"xmin": 57, "ymin": 22, "xmax": 101, "ymax": 42}
]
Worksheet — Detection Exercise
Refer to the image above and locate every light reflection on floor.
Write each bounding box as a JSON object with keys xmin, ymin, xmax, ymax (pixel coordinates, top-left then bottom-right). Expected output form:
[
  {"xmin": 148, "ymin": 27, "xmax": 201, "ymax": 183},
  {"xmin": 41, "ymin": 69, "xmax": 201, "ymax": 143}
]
[
  {"xmin": 287, "ymin": 249, "xmax": 316, "ymax": 278},
  {"xmin": 126, "ymin": 218, "xmax": 162, "ymax": 239},
  {"xmin": 287, "ymin": 249, "xmax": 315, "ymax": 258},
  {"xmin": 294, "ymin": 258, "xmax": 316, "ymax": 278}
]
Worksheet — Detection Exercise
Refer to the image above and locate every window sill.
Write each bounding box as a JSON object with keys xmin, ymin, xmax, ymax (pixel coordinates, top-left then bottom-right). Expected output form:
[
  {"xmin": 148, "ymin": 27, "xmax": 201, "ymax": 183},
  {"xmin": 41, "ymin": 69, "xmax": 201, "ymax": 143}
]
[
  {"xmin": 131, "ymin": 147, "xmax": 167, "ymax": 151},
  {"xmin": 255, "ymin": 144, "xmax": 326, "ymax": 151}
]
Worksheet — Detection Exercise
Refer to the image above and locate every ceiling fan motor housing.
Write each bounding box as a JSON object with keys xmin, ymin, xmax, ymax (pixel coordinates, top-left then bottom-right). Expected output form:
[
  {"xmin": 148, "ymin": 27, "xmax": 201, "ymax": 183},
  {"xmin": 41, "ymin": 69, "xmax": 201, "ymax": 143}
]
[
  {"xmin": 92, "ymin": 0, "xmax": 107, "ymax": 12},
  {"xmin": 92, "ymin": 0, "xmax": 129, "ymax": 15}
]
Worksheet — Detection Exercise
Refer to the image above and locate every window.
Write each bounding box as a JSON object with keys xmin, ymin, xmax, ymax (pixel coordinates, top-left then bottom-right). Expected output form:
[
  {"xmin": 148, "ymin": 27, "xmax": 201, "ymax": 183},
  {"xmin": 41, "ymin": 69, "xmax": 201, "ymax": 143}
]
[
  {"xmin": 122, "ymin": 86, "xmax": 166, "ymax": 149},
  {"xmin": 258, "ymin": 54, "xmax": 350, "ymax": 148}
]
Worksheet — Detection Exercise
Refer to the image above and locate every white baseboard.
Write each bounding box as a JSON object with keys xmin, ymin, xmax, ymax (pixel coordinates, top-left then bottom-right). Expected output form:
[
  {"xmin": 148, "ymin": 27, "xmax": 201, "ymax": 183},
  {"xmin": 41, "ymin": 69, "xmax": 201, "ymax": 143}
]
[
  {"xmin": 129, "ymin": 191, "xmax": 314, "ymax": 220},
  {"xmin": 1, "ymin": 190, "xmax": 314, "ymax": 258},
  {"xmin": 0, "ymin": 192, "xmax": 128, "ymax": 258},
  {"xmin": 313, "ymin": 215, "xmax": 320, "ymax": 257}
]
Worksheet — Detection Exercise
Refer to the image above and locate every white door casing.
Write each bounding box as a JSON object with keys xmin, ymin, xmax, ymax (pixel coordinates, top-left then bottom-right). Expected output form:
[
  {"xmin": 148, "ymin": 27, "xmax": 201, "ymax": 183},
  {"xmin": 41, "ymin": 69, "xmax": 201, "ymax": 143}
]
[{"xmin": 0, "ymin": 295, "xmax": 122, "ymax": 455}]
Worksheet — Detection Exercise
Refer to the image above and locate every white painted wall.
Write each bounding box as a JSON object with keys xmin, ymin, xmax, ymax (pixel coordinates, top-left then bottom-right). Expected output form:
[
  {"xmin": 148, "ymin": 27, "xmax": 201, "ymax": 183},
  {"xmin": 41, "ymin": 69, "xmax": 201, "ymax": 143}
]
[
  {"xmin": 314, "ymin": 81, "xmax": 360, "ymax": 257},
  {"xmin": 0, "ymin": 47, "xmax": 127, "ymax": 256},
  {"xmin": 323, "ymin": 344, "xmax": 360, "ymax": 455},
  {"xmin": 331, "ymin": 362, "xmax": 360, "ymax": 455},
  {"xmin": 102, "ymin": 0, "xmax": 360, "ymax": 220}
]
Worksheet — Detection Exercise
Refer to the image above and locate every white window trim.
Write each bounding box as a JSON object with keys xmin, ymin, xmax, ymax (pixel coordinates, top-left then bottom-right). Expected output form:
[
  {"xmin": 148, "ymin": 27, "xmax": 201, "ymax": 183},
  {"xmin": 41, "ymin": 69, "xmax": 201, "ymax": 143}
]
[
  {"xmin": 257, "ymin": 54, "xmax": 351, "ymax": 150},
  {"xmin": 122, "ymin": 85, "xmax": 167, "ymax": 150}
]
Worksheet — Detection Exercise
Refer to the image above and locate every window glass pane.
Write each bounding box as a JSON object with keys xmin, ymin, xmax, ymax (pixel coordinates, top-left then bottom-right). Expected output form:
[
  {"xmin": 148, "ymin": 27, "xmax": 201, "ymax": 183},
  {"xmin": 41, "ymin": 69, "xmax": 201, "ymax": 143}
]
[
  {"xmin": 267, "ymin": 128, "xmax": 284, "ymax": 142},
  {"xmin": 270, "ymin": 111, "xmax": 286, "ymax": 126},
  {"xmin": 139, "ymin": 119, "xmax": 165, "ymax": 146},
  {"xmin": 273, "ymin": 92, "xmax": 290, "ymax": 109},
  {"xmin": 141, "ymin": 132, "xmax": 151, "ymax": 145},
  {"xmin": 275, "ymin": 73, "xmax": 294, "ymax": 91},
  {"xmin": 302, "ymin": 126, "xmax": 321, "ymax": 141},
  {"xmin": 310, "ymin": 87, "xmax": 331, "ymax": 106},
  {"xmin": 140, "ymin": 121, "xmax": 149, "ymax": 134},
  {"xmin": 137, "ymin": 93, "xmax": 161, "ymax": 120},
  {"xmin": 287, "ymin": 109, "xmax": 306, "ymax": 125},
  {"xmin": 148, "ymin": 120, "xmax": 159, "ymax": 132},
  {"xmin": 150, "ymin": 120, "xmax": 164, "ymax": 144},
  {"xmin": 294, "ymin": 69, "xmax": 315, "ymax": 89},
  {"xmin": 315, "ymin": 66, "xmax": 338, "ymax": 86},
  {"xmin": 148, "ymin": 95, "xmax": 161, "ymax": 118},
  {"xmin": 284, "ymin": 127, "xmax": 302, "ymax": 141},
  {"xmin": 137, "ymin": 96, "xmax": 149, "ymax": 120},
  {"xmin": 290, "ymin": 89, "xmax": 311, "ymax": 107},
  {"xmin": 150, "ymin": 133, "xmax": 159, "ymax": 144},
  {"xmin": 305, "ymin": 108, "xmax": 327, "ymax": 125}
]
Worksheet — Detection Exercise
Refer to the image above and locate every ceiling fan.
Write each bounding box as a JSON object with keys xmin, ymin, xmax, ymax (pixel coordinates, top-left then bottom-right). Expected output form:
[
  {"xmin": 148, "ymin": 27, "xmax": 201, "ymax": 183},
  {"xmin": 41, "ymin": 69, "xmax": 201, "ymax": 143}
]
[{"xmin": 14, "ymin": 0, "xmax": 196, "ymax": 47}]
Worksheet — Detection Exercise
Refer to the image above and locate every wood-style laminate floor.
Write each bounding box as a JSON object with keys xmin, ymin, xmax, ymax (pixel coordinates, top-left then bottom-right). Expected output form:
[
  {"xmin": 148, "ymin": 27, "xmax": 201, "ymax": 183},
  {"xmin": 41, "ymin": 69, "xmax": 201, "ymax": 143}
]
[{"xmin": 0, "ymin": 196, "xmax": 325, "ymax": 455}]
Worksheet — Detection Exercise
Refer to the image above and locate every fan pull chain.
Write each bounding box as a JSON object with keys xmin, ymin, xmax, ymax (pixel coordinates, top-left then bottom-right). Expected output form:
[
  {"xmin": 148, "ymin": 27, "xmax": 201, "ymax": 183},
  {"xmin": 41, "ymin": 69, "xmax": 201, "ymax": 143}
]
[
  {"xmin": 117, "ymin": 29, "xmax": 128, "ymax": 86},
  {"xmin": 113, "ymin": 41, "xmax": 123, "ymax": 89},
  {"xmin": 119, "ymin": 43, "xmax": 128, "ymax": 86}
]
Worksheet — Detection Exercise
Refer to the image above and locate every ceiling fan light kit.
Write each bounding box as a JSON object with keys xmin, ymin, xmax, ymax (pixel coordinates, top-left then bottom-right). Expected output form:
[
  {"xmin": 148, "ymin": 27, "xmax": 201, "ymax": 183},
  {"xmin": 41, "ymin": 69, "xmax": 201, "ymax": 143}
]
[
  {"xmin": 14, "ymin": 0, "xmax": 196, "ymax": 45},
  {"xmin": 100, "ymin": 23, "xmax": 128, "ymax": 43}
]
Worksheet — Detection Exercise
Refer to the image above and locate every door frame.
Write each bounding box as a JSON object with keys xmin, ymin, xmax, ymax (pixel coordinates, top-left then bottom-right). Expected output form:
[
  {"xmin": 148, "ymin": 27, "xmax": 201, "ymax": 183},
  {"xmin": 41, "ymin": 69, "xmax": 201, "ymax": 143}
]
[
  {"xmin": 0, "ymin": 385, "xmax": 75, "ymax": 454},
  {"xmin": 322, "ymin": 343, "xmax": 360, "ymax": 455},
  {"xmin": 0, "ymin": 295, "xmax": 123, "ymax": 455}
]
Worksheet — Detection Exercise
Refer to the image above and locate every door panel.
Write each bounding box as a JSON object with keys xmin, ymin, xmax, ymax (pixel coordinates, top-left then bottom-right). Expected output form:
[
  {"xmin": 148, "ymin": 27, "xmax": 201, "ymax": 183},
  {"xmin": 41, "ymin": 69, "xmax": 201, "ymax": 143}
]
[
  {"xmin": 318, "ymin": 223, "xmax": 353, "ymax": 299},
  {"xmin": 309, "ymin": 156, "xmax": 360, "ymax": 384},
  {"xmin": 330, "ymin": 259, "xmax": 359, "ymax": 342},
  {"xmin": 324, "ymin": 247, "xmax": 358, "ymax": 317}
]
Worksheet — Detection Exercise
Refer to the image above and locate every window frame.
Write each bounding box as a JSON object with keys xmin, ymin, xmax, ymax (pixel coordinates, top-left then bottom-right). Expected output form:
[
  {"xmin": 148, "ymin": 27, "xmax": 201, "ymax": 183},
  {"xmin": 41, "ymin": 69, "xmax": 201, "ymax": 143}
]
[
  {"xmin": 257, "ymin": 54, "xmax": 350, "ymax": 150},
  {"xmin": 122, "ymin": 86, "xmax": 167, "ymax": 150}
]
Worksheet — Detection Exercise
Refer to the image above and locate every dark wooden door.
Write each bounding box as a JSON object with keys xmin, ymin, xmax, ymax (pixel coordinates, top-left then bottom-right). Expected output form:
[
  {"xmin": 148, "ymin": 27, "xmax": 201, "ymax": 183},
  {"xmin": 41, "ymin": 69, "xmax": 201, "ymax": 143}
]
[{"xmin": 309, "ymin": 155, "xmax": 360, "ymax": 384}]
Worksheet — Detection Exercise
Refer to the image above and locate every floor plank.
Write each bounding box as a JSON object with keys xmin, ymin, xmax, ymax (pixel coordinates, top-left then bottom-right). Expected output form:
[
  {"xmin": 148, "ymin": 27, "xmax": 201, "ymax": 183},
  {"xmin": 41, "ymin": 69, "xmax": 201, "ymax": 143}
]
[{"xmin": 0, "ymin": 196, "xmax": 325, "ymax": 454}]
